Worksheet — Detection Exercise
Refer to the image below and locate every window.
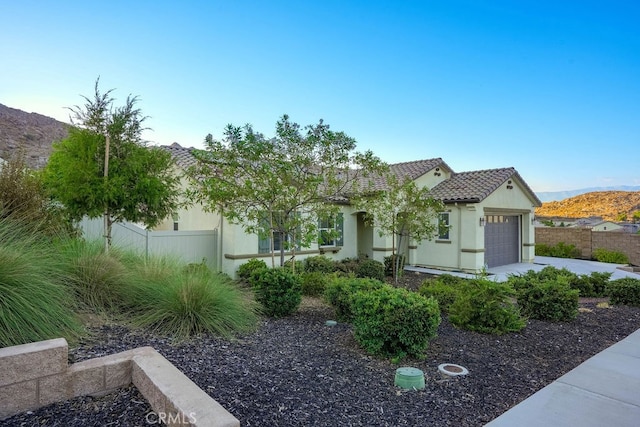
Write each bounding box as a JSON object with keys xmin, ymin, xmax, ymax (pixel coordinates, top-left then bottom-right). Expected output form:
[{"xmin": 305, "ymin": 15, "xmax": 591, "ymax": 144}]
[
  {"xmin": 318, "ymin": 213, "xmax": 344, "ymax": 247},
  {"xmin": 258, "ymin": 211, "xmax": 301, "ymax": 253},
  {"xmin": 438, "ymin": 212, "xmax": 450, "ymax": 239}
]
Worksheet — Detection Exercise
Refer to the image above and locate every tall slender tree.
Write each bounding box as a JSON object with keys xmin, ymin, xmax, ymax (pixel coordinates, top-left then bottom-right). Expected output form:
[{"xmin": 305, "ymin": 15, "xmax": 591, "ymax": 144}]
[
  {"xmin": 43, "ymin": 79, "xmax": 180, "ymax": 250},
  {"xmin": 353, "ymin": 173, "xmax": 444, "ymax": 282}
]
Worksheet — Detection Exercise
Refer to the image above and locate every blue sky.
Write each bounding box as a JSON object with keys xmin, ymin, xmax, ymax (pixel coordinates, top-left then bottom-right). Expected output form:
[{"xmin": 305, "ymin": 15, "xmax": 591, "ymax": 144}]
[{"xmin": 2, "ymin": 1, "xmax": 639, "ymax": 192}]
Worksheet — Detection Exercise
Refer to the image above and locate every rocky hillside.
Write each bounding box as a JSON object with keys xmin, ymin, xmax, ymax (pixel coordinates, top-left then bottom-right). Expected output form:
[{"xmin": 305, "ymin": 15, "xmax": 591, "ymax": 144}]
[
  {"xmin": 536, "ymin": 191, "xmax": 640, "ymax": 221},
  {"xmin": 0, "ymin": 103, "xmax": 70, "ymax": 169}
]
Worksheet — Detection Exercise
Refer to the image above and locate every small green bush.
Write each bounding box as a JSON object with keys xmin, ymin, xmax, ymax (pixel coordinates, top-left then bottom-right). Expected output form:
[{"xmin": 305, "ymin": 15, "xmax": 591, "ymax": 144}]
[
  {"xmin": 517, "ymin": 279, "xmax": 579, "ymax": 321},
  {"xmin": 384, "ymin": 254, "xmax": 406, "ymax": 277},
  {"xmin": 283, "ymin": 258, "xmax": 304, "ymax": 273},
  {"xmin": 334, "ymin": 257, "xmax": 361, "ymax": 275},
  {"xmin": 592, "ymin": 248, "xmax": 629, "ymax": 264},
  {"xmin": 418, "ymin": 275, "xmax": 465, "ymax": 312},
  {"xmin": 304, "ymin": 255, "xmax": 336, "ymax": 274},
  {"xmin": 535, "ymin": 242, "xmax": 580, "ymax": 258},
  {"xmin": 252, "ymin": 268, "xmax": 302, "ymax": 317},
  {"xmin": 449, "ymin": 279, "xmax": 525, "ymax": 334},
  {"xmin": 356, "ymin": 259, "xmax": 385, "ymax": 281},
  {"xmin": 324, "ymin": 276, "xmax": 387, "ymax": 322},
  {"xmin": 607, "ymin": 278, "xmax": 640, "ymax": 307},
  {"xmin": 300, "ymin": 271, "xmax": 330, "ymax": 297},
  {"xmin": 124, "ymin": 258, "xmax": 259, "ymax": 339},
  {"xmin": 351, "ymin": 287, "xmax": 441, "ymax": 360},
  {"xmin": 237, "ymin": 258, "xmax": 268, "ymax": 281}
]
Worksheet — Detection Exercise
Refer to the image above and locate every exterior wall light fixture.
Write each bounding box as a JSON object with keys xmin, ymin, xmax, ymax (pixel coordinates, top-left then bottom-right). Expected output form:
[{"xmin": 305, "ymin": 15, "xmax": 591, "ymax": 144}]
[{"xmin": 479, "ymin": 217, "xmax": 486, "ymax": 227}]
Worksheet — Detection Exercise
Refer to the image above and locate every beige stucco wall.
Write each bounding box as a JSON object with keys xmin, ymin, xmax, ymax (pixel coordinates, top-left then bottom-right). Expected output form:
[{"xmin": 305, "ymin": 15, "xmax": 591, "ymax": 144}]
[
  {"xmin": 221, "ymin": 205, "xmax": 361, "ymax": 277},
  {"xmin": 412, "ymin": 178, "xmax": 537, "ymax": 273}
]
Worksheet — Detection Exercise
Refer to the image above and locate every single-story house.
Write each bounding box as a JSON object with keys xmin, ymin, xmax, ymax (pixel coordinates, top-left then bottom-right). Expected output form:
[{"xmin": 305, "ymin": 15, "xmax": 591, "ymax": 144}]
[{"xmin": 156, "ymin": 143, "xmax": 542, "ymax": 276}]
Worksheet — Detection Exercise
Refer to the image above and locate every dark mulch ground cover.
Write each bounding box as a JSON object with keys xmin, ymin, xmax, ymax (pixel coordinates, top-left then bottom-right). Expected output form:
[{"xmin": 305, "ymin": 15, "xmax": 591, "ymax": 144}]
[{"xmin": 6, "ymin": 272, "xmax": 640, "ymax": 427}]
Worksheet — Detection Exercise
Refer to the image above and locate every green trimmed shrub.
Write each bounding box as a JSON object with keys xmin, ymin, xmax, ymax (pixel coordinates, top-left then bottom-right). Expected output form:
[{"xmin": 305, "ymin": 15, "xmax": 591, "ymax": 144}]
[
  {"xmin": 0, "ymin": 219, "xmax": 83, "ymax": 347},
  {"xmin": 418, "ymin": 275, "xmax": 465, "ymax": 312},
  {"xmin": 283, "ymin": 258, "xmax": 304, "ymax": 273},
  {"xmin": 304, "ymin": 256, "xmax": 336, "ymax": 274},
  {"xmin": 334, "ymin": 257, "xmax": 360, "ymax": 275},
  {"xmin": 237, "ymin": 258, "xmax": 268, "ymax": 281},
  {"xmin": 517, "ymin": 279, "xmax": 579, "ymax": 321},
  {"xmin": 324, "ymin": 276, "xmax": 387, "ymax": 322},
  {"xmin": 507, "ymin": 266, "xmax": 612, "ymax": 298},
  {"xmin": 449, "ymin": 279, "xmax": 525, "ymax": 334},
  {"xmin": 252, "ymin": 268, "xmax": 302, "ymax": 317},
  {"xmin": 592, "ymin": 248, "xmax": 629, "ymax": 264},
  {"xmin": 535, "ymin": 242, "xmax": 581, "ymax": 258},
  {"xmin": 607, "ymin": 278, "xmax": 640, "ymax": 307},
  {"xmin": 356, "ymin": 259, "xmax": 385, "ymax": 281},
  {"xmin": 351, "ymin": 287, "xmax": 441, "ymax": 360},
  {"xmin": 588, "ymin": 272, "xmax": 613, "ymax": 297},
  {"xmin": 300, "ymin": 271, "xmax": 330, "ymax": 297},
  {"xmin": 123, "ymin": 257, "xmax": 259, "ymax": 339}
]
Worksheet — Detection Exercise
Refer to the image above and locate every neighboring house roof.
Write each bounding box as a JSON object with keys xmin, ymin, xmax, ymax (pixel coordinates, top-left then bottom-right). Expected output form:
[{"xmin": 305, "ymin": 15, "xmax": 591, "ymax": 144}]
[
  {"xmin": 162, "ymin": 143, "xmax": 198, "ymax": 169},
  {"xmin": 429, "ymin": 167, "xmax": 542, "ymax": 206}
]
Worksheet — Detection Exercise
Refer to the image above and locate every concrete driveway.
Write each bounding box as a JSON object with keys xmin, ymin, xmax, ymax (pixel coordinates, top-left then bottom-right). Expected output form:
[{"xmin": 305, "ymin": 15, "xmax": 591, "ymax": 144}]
[{"xmin": 407, "ymin": 256, "xmax": 640, "ymax": 282}]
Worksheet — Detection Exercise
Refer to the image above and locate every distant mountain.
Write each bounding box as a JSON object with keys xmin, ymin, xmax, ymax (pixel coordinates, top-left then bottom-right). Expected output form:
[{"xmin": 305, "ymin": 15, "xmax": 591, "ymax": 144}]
[
  {"xmin": 0, "ymin": 103, "xmax": 70, "ymax": 169},
  {"xmin": 536, "ymin": 186, "xmax": 640, "ymax": 202},
  {"xmin": 535, "ymin": 191, "xmax": 640, "ymax": 221}
]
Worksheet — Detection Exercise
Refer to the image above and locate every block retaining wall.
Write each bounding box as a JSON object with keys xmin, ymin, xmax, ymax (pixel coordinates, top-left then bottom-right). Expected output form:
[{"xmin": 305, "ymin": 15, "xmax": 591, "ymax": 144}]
[
  {"xmin": 535, "ymin": 228, "xmax": 640, "ymax": 266},
  {"xmin": 0, "ymin": 338, "xmax": 239, "ymax": 426}
]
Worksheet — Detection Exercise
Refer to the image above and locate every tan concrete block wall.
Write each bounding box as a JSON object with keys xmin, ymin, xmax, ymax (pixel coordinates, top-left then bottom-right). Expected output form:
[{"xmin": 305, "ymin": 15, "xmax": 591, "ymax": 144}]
[
  {"xmin": 535, "ymin": 228, "xmax": 640, "ymax": 266},
  {"xmin": 0, "ymin": 338, "xmax": 68, "ymax": 387},
  {"xmin": 1, "ymin": 340, "xmax": 240, "ymax": 427}
]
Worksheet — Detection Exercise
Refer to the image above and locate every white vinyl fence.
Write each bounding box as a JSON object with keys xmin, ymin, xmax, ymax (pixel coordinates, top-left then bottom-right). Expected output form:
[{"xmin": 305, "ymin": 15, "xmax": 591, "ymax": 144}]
[{"xmin": 80, "ymin": 217, "xmax": 219, "ymax": 271}]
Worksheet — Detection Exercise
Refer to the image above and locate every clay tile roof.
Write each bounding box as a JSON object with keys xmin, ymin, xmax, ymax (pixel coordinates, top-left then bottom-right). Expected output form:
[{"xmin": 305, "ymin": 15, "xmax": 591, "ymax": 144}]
[
  {"xmin": 429, "ymin": 167, "xmax": 542, "ymax": 206},
  {"xmin": 160, "ymin": 143, "xmax": 198, "ymax": 169},
  {"xmin": 366, "ymin": 158, "xmax": 449, "ymax": 191}
]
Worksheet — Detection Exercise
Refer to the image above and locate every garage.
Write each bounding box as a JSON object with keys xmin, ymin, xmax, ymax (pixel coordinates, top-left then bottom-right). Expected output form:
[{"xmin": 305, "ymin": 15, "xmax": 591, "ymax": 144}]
[{"xmin": 484, "ymin": 215, "xmax": 520, "ymax": 268}]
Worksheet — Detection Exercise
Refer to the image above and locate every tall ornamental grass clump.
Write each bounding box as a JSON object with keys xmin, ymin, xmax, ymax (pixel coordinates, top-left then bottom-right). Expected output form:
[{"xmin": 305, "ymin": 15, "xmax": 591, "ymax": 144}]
[
  {"xmin": 57, "ymin": 239, "xmax": 132, "ymax": 313},
  {"xmin": 351, "ymin": 286, "xmax": 441, "ymax": 361},
  {"xmin": 0, "ymin": 219, "xmax": 83, "ymax": 347},
  {"xmin": 122, "ymin": 256, "xmax": 259, "ymax": 339}
]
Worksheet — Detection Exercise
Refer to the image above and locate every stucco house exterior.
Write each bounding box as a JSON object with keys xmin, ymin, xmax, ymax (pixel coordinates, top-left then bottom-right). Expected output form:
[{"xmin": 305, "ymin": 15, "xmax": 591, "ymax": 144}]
[{"xmin": 157, "ymin": 143, "xmax": 541, "ymax": 276}]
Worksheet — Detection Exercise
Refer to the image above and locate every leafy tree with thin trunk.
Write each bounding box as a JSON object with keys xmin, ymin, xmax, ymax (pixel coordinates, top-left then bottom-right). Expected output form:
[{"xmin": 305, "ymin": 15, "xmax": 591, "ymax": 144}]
[
  {"xmin": 42, "ymin": 79, "xmax": 180, "ymax": 250},
  {"xmin": 187, "ymin": 115, "xmax": 386, "ymax": 268},
  {"xmin": 353, "ymin": 173, "xmax": 444, "ymax": 283}
]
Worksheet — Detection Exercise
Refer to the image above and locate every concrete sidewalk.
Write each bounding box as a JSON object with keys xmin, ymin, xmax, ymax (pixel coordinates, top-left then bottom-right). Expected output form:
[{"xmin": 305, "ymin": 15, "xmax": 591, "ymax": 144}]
[{"xmin": 486, "ymin": 328, "xmax": 640, "ymax": 426}]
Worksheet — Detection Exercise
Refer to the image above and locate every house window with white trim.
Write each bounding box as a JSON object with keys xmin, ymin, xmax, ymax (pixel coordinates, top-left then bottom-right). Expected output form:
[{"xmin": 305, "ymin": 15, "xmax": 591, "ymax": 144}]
[
  {"xmin": 438, "ymin": 212, "xmax": 450, "ymax": 240},
  {"xmin": 258, "ymin": 211, "xmax": 301, "ymax": 253},
  {"xmin": 318, "ymin": 213, "xmax": 344, "ymax": 247}
]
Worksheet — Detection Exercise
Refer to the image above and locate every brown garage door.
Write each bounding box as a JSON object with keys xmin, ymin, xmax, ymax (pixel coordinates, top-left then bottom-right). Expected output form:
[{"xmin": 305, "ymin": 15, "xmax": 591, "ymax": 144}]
[{"xmin": 484, "ymin": 215, "xmax": 520, "ymax": 268}]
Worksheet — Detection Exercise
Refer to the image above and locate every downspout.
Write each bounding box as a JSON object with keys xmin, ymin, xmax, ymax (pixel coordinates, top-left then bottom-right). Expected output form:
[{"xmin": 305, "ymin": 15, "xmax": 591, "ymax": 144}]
[
  {"xmin": 456, "ymin": 203, "xmax": 462, "ymax": 270},
  {"xmin": 218, "ymin": 206, "xmax": 224, "ymax": 273}
]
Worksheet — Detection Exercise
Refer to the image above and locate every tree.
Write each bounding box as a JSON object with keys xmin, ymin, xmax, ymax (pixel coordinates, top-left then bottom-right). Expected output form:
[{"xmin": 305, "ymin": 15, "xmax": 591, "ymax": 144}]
[
  {"xmin": 0, "ymin": 151, "xmax": 70, "ymax": 235},
  {"xmin": 187, "ymin": 115, "xmax": 386, "ymax": 268},
  {"xmin": 352, "ymin": 173, "xmax": 444, "ymax": 282},
  {"xmin": 42, "ymin": 79, "xmax": 180, "ymax": 250}
]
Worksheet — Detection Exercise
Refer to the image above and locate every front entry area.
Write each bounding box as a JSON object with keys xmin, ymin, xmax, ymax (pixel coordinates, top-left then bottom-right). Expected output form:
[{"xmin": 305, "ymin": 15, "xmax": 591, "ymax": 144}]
[{"xmin": 484, "ymin": 215, "xmax": 520, "ymax": 268}]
